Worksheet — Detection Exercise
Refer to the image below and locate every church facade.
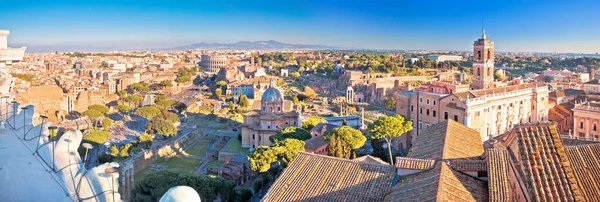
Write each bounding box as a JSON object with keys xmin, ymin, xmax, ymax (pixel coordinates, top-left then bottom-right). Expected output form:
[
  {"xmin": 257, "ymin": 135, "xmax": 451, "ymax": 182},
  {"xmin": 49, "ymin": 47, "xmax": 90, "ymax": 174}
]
[{"xmin": 240, "ymin": 81, "xmax": 301, "ymax": 148}]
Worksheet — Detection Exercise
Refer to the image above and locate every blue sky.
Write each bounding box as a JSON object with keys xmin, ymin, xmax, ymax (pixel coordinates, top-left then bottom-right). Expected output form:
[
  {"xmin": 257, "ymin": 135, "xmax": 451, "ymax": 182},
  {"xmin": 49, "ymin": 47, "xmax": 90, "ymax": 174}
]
[{"xmin": 1, "ymin": 0, "xmax": 599, "ymax": 53}]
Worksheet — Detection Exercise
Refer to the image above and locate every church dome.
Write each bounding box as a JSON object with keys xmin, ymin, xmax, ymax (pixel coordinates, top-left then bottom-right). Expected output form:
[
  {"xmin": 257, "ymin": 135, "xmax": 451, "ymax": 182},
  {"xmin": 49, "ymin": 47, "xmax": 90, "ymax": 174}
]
[{"xmin": 262, "ymin": 86, "xmax": 283, "ymax": 103}]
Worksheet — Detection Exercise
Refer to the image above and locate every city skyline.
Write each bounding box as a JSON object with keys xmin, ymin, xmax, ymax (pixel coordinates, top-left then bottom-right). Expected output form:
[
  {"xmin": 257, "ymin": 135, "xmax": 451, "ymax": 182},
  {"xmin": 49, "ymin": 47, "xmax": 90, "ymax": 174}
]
[{"xmin": 2, "ymin": 0, "xmax": 600, "ymax": 53}]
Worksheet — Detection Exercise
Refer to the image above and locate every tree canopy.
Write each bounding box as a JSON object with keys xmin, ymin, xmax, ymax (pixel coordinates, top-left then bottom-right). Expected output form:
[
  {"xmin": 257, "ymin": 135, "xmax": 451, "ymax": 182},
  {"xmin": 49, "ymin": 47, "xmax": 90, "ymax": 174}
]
[
  {"xmin": 303, "ymin": 86, "xmax": 317, "ymax": 98},
  {"xmin": 158, "ymin": 111, "xmax": 180, "ymax": 124},
  {"xmin": 367, "ymin": 115, "xmax": 413, "ymax": 164},
  {"xmin": 216, "ymin": 80, "xmax": 227, "ymax": 87},
  {"xmin": 159, "ymin": 80, "xmax": 173, "ymax": 87},
  {"xmin": 239, "ymin": 95, "xmax": 250, "ymax": 108},
  {"xmin": 302, "ymin": 116, "xmax": 325, "ymax": 130},
  {"xmin": 82, "ymin": 129, "xmax": 110, "ymax": 145},
  {"xmin": 146, "ymin": 117, "xmax": 177, "ymax": 136},
  {"xmin": 88, "ymin": 104, "xmax": 109, "ymax": 114},
  {"xmin": 269, "ymin": 126, "xmax": 311, "ymax": 143},
  {"xmin": 383, "ymin": 97, "xmax": 395, "ymax": 110},
  {"xmin": 124, "ymin": 94, "xmax": 142, "ymax": 106},
  {"xmin": 101, "ymin": 118, "xmax": 112, "ymax": 129},
  {"xmin": 130, "ymin": 82, "xmax": 150, "ymax": 92},
  {"xmin": 115, "ymin": 104, "xmax": 132, "ymax": 112},
  {"xmin": 155, "ymin": 95, "xmax": 177, "ymax": 108},
  {"xmin": 136, "ymin": 106, "xmax": 162, "ymax": 119},
  {"xmin": 324, "ymin": 125, "xmax": 366, "ymax": 159},
  {"xmin": 138, "ymin": 132, "xmax": 153, "ymax": 149},
  {"xmin": 248, "ymin": 139, "xmax": 305, "ymax": 172},
  {"xmin": 82, "ymin": 109, "xmax": 103, "ymax": 119},
  {"xmin": 131, "ymin": 170, "xmax": 240, "ymax": 202}
]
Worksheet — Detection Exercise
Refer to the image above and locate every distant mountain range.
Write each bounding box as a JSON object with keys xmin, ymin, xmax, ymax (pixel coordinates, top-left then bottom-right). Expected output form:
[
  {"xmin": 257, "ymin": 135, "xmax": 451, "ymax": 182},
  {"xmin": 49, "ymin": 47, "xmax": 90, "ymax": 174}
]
[{"xmin": 166, "ymin": 40, "xmax": 341, "ymax": 51}]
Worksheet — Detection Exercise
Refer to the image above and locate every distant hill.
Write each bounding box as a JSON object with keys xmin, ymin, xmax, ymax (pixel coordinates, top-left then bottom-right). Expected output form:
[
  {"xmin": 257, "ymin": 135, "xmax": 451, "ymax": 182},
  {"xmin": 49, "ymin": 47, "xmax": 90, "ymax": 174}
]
[{"xmin": 167, "ymin": 40, "xmax": 340, "ymax": 50}]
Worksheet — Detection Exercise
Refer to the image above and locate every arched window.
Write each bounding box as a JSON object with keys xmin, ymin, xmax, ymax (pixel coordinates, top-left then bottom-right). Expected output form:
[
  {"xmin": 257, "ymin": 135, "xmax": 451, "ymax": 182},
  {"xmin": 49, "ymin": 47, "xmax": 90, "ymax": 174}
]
[
  {"xmin": 487, "ymin": 68, "xmax": 491, "ymax": 76},
  {"xmin": 477, "ymin": 68, "xmax": 481, "ymax": 76},
  {"xmin": 477, "ymin": 51, "xmax": 481, "ymax": 60},
  {"xmin": 487, "ymin": 49, "xmax": 491, "ymax": 60}
]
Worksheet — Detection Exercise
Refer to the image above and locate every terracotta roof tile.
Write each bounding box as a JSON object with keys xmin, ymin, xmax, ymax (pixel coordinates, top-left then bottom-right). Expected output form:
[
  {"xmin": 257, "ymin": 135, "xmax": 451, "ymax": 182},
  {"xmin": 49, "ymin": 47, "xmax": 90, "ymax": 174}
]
[
  {"xmin": 565, "ymin": 144, "xmax": 600, "ymax": 201},
  {"xmin": 408, "ymin": 120, "xmax": 484, "ymax": 160},
  {"xmin": 262, "ymin": 152, "xmax": 395, "ymax": 202},
  {"xmin": 394, "ymin": 157, "xmax": 435, "ymax": 170},
  {"xmin": 486, "ymin": 148, "xmax": 511, "ymax": 202},
  {"xmin": 510, "ymin": 125, "xmax": 585, "ymax": 201},
  {"xmin": 385, "ymin": 163, "xmax": 488, "ymax": 202}
]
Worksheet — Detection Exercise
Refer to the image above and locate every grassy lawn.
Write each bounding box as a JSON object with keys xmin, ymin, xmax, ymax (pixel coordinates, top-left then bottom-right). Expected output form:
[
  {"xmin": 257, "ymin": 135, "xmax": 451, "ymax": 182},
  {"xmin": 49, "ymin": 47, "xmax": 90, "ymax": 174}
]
[
  {"xmin": 186, "ymin": 140, "xmax": 212, "ymax": 158},
  {"xmin": 153, "ymin": 156, "xmax": 200, "ymax": 173},
  {"xmin": 221, "ymin": 138, "xmax": 248, "ymax": 154},
  {"xmin": 134, "ymin": 156, "xmax": 199, "ymax": 181},
  {"xmin": 206, "ymin": 160, "xmax": 224, "ymax": 170}
]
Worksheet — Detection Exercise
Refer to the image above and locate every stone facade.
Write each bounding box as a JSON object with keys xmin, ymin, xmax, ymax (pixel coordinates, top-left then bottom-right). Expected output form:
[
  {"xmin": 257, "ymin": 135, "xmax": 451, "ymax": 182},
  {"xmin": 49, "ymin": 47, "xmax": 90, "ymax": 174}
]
[
  {"xmin": 572, "ymin": 101, "xmax": 600, "ymax": 139},
  {"xmin": 200, "ymin": 54, "xmax": 228, "ymax": 74},
  {"xmin": 471, "ymin": 30, "xmax": 495, "ymax": 90},
  {"xmin": 241, "ymin": 81, "xmax": 300, "ymax": 148}
]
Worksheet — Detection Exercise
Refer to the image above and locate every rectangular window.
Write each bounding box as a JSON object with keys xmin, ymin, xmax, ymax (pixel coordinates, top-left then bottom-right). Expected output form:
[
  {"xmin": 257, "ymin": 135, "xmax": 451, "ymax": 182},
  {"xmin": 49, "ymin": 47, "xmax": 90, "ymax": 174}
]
[
  {"xmin": 420, "ymin": 98, "xmax": 423, "ymax": 103},
  {"xmin": 426, "ymin": 99, "xmax": 430, "ymax": 105},
  {"xmin": 410, "ymin": 105, "xmax": 414, "ymax": 112},
  {"xmin": 433, "ymin": 100, "xmax": 436, "ymax": 105},
  {"xmin": 476, "ymin": 111, "xmax": 481, "ymax": 117},
  {"xmin": 444, "ymin": 112, "xmax": 448, "ymax": 120},
  {"xmin": 433, "ymin": 110, "xmax": 437, "ymax": 117},
  {"xmin": 420, "ymin": 107, "xmax": 423, "ymax": 114},
  {"xmin": 419, "ymin": 122, "xmax": 423, "ymax": 130},
  {"xmin": 426, "ymin": 109, "xmax": 430, "ymax": 116},
  {"xmin": 454, "ymin": 115, "xmax": 459, "ymax": 122}
]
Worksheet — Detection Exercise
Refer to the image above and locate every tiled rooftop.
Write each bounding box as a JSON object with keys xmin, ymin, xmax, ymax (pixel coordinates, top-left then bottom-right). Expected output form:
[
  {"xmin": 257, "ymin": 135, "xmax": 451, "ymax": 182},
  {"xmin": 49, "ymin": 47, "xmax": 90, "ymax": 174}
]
[
  {"xmin": 408, "ymin": 120, "xmax": 484, "ymax": 160},
  {"xmin": 262, "ymin": 152, "xmax": 395, "ymax": 202},
  {"xmin": 565, "ymin": 144, "xmax": 600, "ymax": 201},
  {"xmin": 385, "ymin": 163, "xmax": 488, "ymax": 202}
]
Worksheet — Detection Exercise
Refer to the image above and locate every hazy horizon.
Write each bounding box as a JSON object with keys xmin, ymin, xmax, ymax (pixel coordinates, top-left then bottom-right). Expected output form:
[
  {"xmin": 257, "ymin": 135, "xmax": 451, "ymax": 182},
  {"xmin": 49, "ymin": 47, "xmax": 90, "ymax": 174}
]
[{"xmin": 2, "ymin": 0, "xmax": 600, "ymax": 53}]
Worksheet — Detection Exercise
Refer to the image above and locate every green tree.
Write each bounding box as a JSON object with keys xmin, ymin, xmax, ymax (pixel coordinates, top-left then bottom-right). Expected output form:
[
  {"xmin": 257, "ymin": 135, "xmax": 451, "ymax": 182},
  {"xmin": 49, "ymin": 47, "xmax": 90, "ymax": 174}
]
[
  {"xmin": 290, "ymin": 71, "xmax": 301, "ymax": 78},
  {"xmin": 146, "ymin": 117, "xmax": 177, "ymax": 136},
  {"xmin": 302, "ymin": 116, "xmax": 325, "ymax": 130},
  {"xmin": 136, "ymin": 106, "xmax": 162, "ymax": 119},
  {"xmin": 367, "ymin": 115, "xmax": 413, "ymax": 164},
  {"xmin": 124, "ymin": 94, "xmax": 142, "ymax": 107},
  {"xmin": 269, "ymin": 126, "xmax": 311, "ymax": 143},
  {"xmin": 131, "ymin": 170, "xmax": 239, "ymax": 202},
  {"xmin": 216, "ymin": 80, "xmax": 227, "ymax": 87},
  {"xmin": 293, "ymin": 96, "xmax": 299, "ymax": 105},
  {"xmin": 159, "ymin": 80, "xmax": 173, "ymax": 87},
  {"xmin": 118, "ymin": 90, "xmax": 127, "ymax": 99},
  {"xmin": 115, "ymin": 104, "xmax": 132, "ymax": 112},
  {"xmin": 239, "ymin": 95, "xmax": 250, "ymax": 108},
  {"xmin": 494, "ymin": 71, "xmax": 505, "ymax": 81},
  {"xmin": 175, "ymin": 75, "xmax": 191, "ymax": 83},
  {"xmin": 155, "ymin": 95, "xmax": 176, "ymax": 108},
  {"xmin": 383, "ymin": 97, "xmax": 395, "ymax": 110},
  {"xmin": 82, "ymin": 129, "xmax": 110, "ymax": 145},
  {"xmin": 119, "ymin": 143, "xmax": 132, "ymax": 157},
  {"xmin": 110, "ymin": 145, "xmax": 119, "ymax": 156},
  {"xmin": 101, "ymin": 118, "xmax": 112, "ymax": 129},
  {"xmin": 130, "ymin": 82, "xmax": 150, "ymax": 92},
  {"xmin": 248, "ymin": 139, "xmax": 305, "ymax": 172},
  {"xmin": 303, "ymin": 86, "xmax": 317, "ymax": 98},
  {"xmin": 82, "ymin": 109, "xmax": 103, "ymax": 129},
  {"xmin": 215, "ymin": 88, "xmax": 222, "ymax": 100},
  {"xmin": 158, "ymin": 111, "xmax": 180, "ymax": 124},
  {"xmin": 324, "ymin": 125, "xmax": 366, "ymax": 159},
  {"xmin": 138, "ymin": 132, "xmax": 154, "ymax": 149}
]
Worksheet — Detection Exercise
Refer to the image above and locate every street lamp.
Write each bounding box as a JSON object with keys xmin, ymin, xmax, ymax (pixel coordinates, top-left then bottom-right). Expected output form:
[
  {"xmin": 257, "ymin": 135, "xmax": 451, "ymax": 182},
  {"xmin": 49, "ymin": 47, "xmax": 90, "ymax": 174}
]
[
  {"xmin": 10, "ymin": 101, "xmax": 16, "ymax": 129},
  {"xmin": 82, "ymin": 143, "xmax": 93, "ymax": 170},
  {"xmin": 20, "ymin": 107, "xmax": 28, "ymax": 137}
]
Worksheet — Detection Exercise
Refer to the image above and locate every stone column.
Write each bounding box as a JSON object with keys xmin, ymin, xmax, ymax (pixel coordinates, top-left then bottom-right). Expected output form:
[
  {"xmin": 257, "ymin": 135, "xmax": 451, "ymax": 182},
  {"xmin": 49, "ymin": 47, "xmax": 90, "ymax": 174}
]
[{"xmin": 586, "ymin": 118, "xmax": 590, "ymax": 138}]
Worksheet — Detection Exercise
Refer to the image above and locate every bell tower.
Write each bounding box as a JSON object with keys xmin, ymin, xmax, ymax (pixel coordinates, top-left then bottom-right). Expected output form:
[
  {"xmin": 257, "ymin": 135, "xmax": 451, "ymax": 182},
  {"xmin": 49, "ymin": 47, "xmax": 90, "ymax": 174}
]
[{"xmin": 472, "ymin": 28, "xmax": 495, "ymax": 90}]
